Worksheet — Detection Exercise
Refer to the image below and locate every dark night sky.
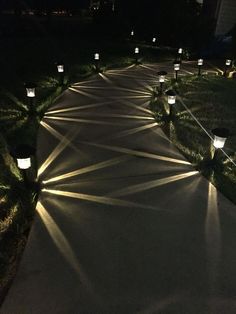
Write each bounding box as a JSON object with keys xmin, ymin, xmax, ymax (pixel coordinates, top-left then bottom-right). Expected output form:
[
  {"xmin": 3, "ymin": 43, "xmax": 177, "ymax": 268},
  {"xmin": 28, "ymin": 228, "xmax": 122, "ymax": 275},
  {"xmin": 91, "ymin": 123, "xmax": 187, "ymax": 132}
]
[{"xmin": 0, "ymin": 0, "xmax": 90, "ymax": 9}]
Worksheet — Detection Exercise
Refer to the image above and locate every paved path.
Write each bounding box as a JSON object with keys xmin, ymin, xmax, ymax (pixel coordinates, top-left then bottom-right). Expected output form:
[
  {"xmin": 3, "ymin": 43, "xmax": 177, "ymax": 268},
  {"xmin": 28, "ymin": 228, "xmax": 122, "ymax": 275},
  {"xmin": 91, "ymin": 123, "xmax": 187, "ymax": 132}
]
[{"xmin": 2, "ymin": 62, "xmax": 236, "ymax": 314}]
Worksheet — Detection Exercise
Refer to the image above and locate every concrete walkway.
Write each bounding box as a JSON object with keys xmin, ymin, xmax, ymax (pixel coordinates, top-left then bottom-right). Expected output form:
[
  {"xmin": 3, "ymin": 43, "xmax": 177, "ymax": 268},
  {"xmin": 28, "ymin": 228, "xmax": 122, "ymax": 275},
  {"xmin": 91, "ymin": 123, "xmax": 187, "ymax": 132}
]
[{"xmin": 2, "ymin": 62, "xmax": 236, "ymax": 314}]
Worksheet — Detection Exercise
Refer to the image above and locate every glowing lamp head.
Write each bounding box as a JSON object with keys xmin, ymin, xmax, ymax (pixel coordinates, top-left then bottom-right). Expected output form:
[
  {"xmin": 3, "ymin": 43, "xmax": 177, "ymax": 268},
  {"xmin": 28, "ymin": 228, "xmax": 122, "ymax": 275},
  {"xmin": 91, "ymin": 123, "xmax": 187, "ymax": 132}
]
[
  {"xmin": 225, "ymin": 59, "xmax": 232, "ymax": 66},
  {"xmin": 178, "ymin": 48, "xmax": 183, "ymax": 54},
  {"xmin": 94, "ymin": 53, "xmax": 100, "ymax": 60},
  {"xmin": 174, "ymin": 61, "xmax": 180, "ymax": 71},
  {"xmin": 57, "ymin": 62, "xmax": 64, "ymax": 73},
  {"xmin": 135, "ymin": 47, "xmax": 139, "ymax": 54},
  {"xmin": 212, "ymin": 128, "xmax": 229, "ymax": 149},
  {"xmin": 25, "ymin": 83, "xmax": 36, "ymax": 98},
  {"xmin": 152, "ymin": 37, "xmax": 156, "ymax": 43},
  {"xmin": 198, "ymin": 59, "xmax": 203, "ymax": 66},
  {"xmin": 157, "ymin": 71, "xmax": 167, "ymax": 83},
  {"xmin": 11, "ymin": 144, "xmax": 35, "ymax": 170},
  {"xmin": 131, "ymin": 30, "xmax": 134, "ymax": 36},
  {"xmin": 166, "ymin": 90, "xmax": 176, "ymax": 105}
]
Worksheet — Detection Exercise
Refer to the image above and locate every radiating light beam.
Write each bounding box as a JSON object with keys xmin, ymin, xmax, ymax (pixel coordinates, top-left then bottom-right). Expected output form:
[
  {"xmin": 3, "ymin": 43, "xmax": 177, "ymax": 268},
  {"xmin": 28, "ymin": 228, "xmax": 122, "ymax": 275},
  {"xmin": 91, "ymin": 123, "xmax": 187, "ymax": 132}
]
[
  {"xmin": 71, "ymin": 112, "xmax": 154, "ymax": 120},
  {"xmin": 120, "ymin": 101, "xmax": 153, "ymax": 114},
  {"xmin": 68, "ymin": 87, "xmax": 101, "ymax": 100},
  {"xmin": 42, "ymin": 155, "xmax": 130, "ymax": 184},
  {"xmin": 109, "ymin": 171, "xmax": 198, "ymax": 197},
  {"xmin": 44, "ymin": 115, "xmax": 123, "ymax": 126},
  {"xmin": 79, "ymin": 141, "xmax": 191, "ymax": 165},
  {"xmin": 38, "ymin": 128, "xmax": 79, "ymax": 177},
  {"xmin": 205, "ymin": 183, "xmax": 221, "ymax": 296},
  {"xmin": 36, "ymin": 201, "xmax": 94, "ymax": 293},
  {"xmin": 42, "ymin": 189, "xmax": 159, "ymax": 211},
  {"xmin": 98, "ymin": 72, "xmax": 114, "ymax": 84},
  {"xmin": 100, "ymin": 122, "xmax": 158, "ymax": 141},
  {"xmin": 45, "ymin": 101, "xmax": 112, "ymax": 115}
]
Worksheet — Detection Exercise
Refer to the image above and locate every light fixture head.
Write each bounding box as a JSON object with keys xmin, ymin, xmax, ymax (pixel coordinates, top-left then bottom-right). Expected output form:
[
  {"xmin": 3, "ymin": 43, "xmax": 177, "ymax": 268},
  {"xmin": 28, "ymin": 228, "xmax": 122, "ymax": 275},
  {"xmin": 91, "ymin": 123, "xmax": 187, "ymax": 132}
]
[
  {"xmin": 166, "ymin": 89, "xmax": 177, "ymax": 105},
  {"xmin": 212, "ymin": 128, "xmax": 230, "ymax": 149},
  {"xmin": 198, "ymin": 58, "xmax": 203, "ymax": 66},
  {"xmin": 135, "ymin": 47, "xmax": 139, "ymax": 54},
  {"xmin": 131, "ymin": 30, "xmax": 134, "ymax": 36},
  {"xmin": 94, "ymin": 53, "xmax": 100, "ymax": 60},
  {"xmin": 178, "ymin": 48, "xmax": 183, "ymax": 54},
  {"xmin": 25, "ymin": 83, "xmax": 36, "ymax": 98},
  {"xmin": 157, "ymin": 71, "xmax": 167, "ymax": 82},
  {"xmin": 152, "ymin": 37, "xmax": 156, "ymax": 43},
  {"xmin": 173, "ymin": 61, "xmax": 180, "ymax": 71},
  {"xmin": 11, "ymin": 144, "xmax": 35, "ymax": 170},
  {"xmin": 57, "ymin": 62, "xmax": 64, "ymax": 73},
  {"xmin": 225, "ymin": 59, "xmax": 232, "ymax": 66}
]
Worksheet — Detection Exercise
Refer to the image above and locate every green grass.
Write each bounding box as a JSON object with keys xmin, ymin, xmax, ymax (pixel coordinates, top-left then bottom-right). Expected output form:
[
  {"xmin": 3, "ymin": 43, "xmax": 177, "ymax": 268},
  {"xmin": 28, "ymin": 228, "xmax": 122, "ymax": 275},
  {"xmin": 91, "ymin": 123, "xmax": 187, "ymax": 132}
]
[{"xmin": 150, "ymin": 75, "xmax": 236, "ymax": 204}]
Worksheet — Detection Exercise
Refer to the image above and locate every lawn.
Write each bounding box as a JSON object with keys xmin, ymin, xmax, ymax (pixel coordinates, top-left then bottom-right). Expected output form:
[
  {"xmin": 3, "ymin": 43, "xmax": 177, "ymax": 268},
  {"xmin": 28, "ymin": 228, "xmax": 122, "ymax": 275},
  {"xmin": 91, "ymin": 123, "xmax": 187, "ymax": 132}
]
[{"xmin": 150, "ymin": 74, "xmax": 236, "ymax": 204}]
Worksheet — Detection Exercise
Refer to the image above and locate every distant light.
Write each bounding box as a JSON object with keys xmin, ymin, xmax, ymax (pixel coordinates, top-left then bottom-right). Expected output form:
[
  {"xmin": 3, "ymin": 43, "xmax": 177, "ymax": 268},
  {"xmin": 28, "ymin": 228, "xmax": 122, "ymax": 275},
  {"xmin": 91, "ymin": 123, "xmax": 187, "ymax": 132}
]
[
  {"xmin": 25, "ymin": 83, "xmax": 36, "ymax": 98},
  {"xmin": 198, "ymin": 59, "xmax": 203, "ymax": 66},
  {"xmin": 174, "ymin": 62, "xmax": 180, "ymax": 71},
  {"xmin": 178, "ymin": 48, "xmax": 183, "ymax": 54},
  {"xmin": 57, "ymin": 63, "xmax": 64, "ymax": 73},
  {"xmin": 135, "ymin": 47, "xmax": 139, "ymax": 54},
  {"xmin": 152, "ymin": 37, "xmax": 156, "ymax": 43},
  {"xmin": 225, "ymin": 59, "xmax": 232, "ymax": 66},
  {"xmin": 131, "ymin": 30, "xmax": 134, "ymax": 36},
  {"xmin": 212, "ymin": 128, "xmax": 229, "ymax": 149},
  {"xmin": 94, "ymin": 53, "xmax": 100, "ymax": 60}
]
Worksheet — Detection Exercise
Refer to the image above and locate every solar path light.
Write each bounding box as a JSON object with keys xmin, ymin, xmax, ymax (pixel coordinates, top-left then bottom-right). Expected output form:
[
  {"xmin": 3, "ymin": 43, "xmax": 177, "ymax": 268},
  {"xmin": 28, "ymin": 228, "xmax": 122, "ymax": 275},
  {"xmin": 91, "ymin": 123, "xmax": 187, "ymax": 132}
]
[
  {"xmin": 134, "ymin": 47, "xmax": 139, "ymax": 64},
  {"xmin": 25, "ymin": 83, "xmax": 36, "ymax": 110},
  {"xmin": 211, "ymin": 128, "xmax": 229, "ymax": 162},
  {"xmin": 157, "ymin": 71, "xmax": 167, "ymax": 95},
  {"xmin": 173, "ymin": 61, "xmax": 180, "ymax": 81},
  {"xmin": 94, "ymin": 53, "xmax": 100, "ymax": 72},
  {"xmin": 166, "ymin": 89, "xmax": 177, "ymax": 117},
  {"xmin": 224, "ymin": 59, "xmax": 232, "ymax": 77},
  {"xmin": 56, "ymin": 61, "xmax": 64, "ymax": 85},
  {"xmin": 197, "ymin": 59, "xmax": 203, "ymax": 76}
]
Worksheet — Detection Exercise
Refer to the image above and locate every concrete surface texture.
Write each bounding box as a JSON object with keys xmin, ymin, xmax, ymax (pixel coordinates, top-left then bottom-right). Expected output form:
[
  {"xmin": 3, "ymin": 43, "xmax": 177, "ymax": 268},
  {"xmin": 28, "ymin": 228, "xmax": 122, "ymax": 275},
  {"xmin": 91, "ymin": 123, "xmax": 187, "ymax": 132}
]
[{"xmin": 2, "ymin": 62, "xmax": 236, "ymax": 314}]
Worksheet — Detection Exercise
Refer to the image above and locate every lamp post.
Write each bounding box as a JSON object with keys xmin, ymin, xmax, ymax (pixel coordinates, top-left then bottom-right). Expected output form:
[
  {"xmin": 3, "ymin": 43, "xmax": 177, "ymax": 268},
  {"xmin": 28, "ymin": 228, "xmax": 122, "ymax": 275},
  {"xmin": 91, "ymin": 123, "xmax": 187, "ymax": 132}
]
[
  {"xmin": 56, "ymin": 61, "xmax": 64, "ymax": 85},
  {"xmin": 25, "ymin": 83, "xmax": 36, "ymax": 111},
  {"xmin": 166, "ymin": 89, "xmax": 176, "ymax": 117},
  {"xmin": 11, "ymin": 144, "xmax": 35, "ymax": 186},
  {"xmin": 224, "ymin": 59, "xmax": 232, "ymax": 77},
  {"xmin": 212, "ymin": 128, "xmax": 229, "ymax": 162},
  {"xmin": 94, "ymin": 53, "xmax": 100, "ymax": 72},
  {"xmin": 134, "ymin": 47, "xmax": 139, "ymax": 64},
  {"xmin": 173, "ymin": 61, "xmax": 180, "ymax": 81},
  {"xmin": 197, "ymin": 58, "xmax": 203, "ymax": 76},
  {"xmin": 157, "ymin": 71, "xmax": 167, "ymax": 95},
  {"xmin": 130, "ymin": 30, "xmax": 134, "ymax": 39}
]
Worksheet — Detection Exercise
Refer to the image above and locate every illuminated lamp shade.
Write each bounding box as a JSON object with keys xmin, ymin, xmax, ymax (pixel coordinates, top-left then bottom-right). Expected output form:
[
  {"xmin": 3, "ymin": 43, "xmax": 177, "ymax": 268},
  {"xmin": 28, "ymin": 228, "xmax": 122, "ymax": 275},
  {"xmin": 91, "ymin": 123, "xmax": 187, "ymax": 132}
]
[
  {"xmin": 212, "ymin": 128, "xmax": 229, "ymax": 149},
  {"xmin": 135, "ymin": 47, "xmax": 139, "ymax": 54},
  {"xmin": 198, "ymin": 59, "xmax": 203, "ymax": 66},
  {"xmin": 178, "ymin": 48, "xmax": 183, "ymax": 54},
  {"xmin": 57, "ymin": 62, "xmax": 64, "ymax": 73},
  {"xmin": 166, "ymin": 89, "xmax": 176, "ymax": 105},
  {"xmin": 225, "ymin": 59, "xmax": 232, "ymax": 66},
  {"xmin": 157, "ymin": 71, "xmax": 167, "ymax": 83},
  {"xmin": 174, "ymin": 61, "xmax": 180, "ymax": 71},
  {"xmin": 152, "ymin": 37, "xmax": 156, "ymax": 43},
  {"xmin": 94, "ymin": 53, "xmax": 100, "ymax": 60},
  {"xmin": 25, "ymin": 83, "xmax": 36, "ymax": 98},
  {"xmin": 11, "ymin": 144, "xmax": 35, "ymax": 170}
]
